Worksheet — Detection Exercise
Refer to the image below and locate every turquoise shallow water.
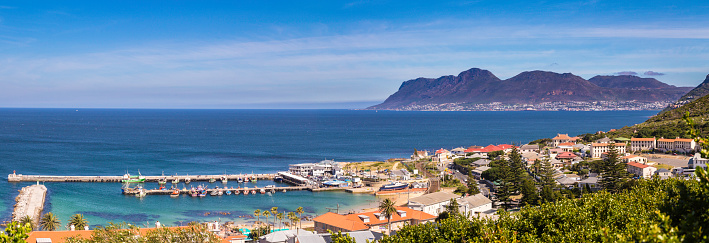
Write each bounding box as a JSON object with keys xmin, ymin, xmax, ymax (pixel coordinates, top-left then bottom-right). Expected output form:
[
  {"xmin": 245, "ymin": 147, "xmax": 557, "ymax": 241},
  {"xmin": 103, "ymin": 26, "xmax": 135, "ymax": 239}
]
[{"xmin": 0, "ymin": 109, "xmax": 658, "ymax": 227}]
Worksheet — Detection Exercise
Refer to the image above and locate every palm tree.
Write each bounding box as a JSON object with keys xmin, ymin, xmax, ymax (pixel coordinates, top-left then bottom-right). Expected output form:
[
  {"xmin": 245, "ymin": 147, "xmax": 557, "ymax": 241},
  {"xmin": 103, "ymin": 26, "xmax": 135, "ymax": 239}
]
[
  {"xmin": 69, "ymin": 214, "xmax": 88, "ymax": 230},
  {"xmin": 254, "ymin": 209, "xmax": 261, "ymax": 225},
  {"xmin": 262, "ymin": 210, "xmax": 271, "ymax": 227},
  {"xmin": 276, "ymin": 212, "xmax": 284, "ymax": 229},
  {"xmin": 40, "ymin": 212, "xmax": 61, "ymax": 231},
  {"xmin": 287, "ymin": 212, "xmax": 297, "ymax": 229},
  {"xmin": 296, "ymin": 207, "xmax": 304, "ymax": 229},
  {"xmin": 270, "ymin": 207, "xmax": 278, "ymax": 227},
  {"xmin": 379, "ymin": 198, "xmax": 397, "ymax": 235},
  {"xmin": 19, "ymin": 215, "xmax": 35, "ymax": 230}
]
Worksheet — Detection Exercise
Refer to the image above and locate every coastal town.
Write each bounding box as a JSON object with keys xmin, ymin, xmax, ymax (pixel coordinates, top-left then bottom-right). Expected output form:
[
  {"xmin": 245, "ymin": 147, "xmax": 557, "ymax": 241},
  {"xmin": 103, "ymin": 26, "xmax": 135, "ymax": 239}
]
[
  {"xmin": 14, "ymin": 130, "xmax": 706, "ymax": 243},
  {"xmin": 390, "ymin": 100, "xmax": 674, "ymax": 111}
]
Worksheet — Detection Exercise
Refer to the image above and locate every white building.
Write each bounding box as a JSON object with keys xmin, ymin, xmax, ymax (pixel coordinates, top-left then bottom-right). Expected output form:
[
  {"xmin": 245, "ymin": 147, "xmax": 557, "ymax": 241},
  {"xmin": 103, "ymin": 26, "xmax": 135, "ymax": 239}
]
[
  {"xmin": 289, "ymin": 163, "xmax": 315, "ymax": 176},
  {"xmin": 407, "ymin": 191, "xmax": 460, "ymax": 216},
  {"xmin": 627, "ymin": 162, "xmax": 657, "ymax": 179},
  {"xmin": 622, "ymin": 155, "xmax": 648, "ymax": 164},
  {"xmin": 459, "ymin": 193, "xmax": 493, "ymax": 217},
  {"xmin": 590, "ymin": 143, "xmax": 626, "ymax": 158},
  {"xmin": 552, "ymin": 134, "xmax": 573, "ymax": 147},
  {"xmin": 630, "ymin": 137, "xmax": 656, "ymax": 152},
  {"xmin": 689, "ymin": 153, "xmax": 709, "ymax": 169},
  {"xmin": 656, "ymin": 138, "xmax": 697, "ymax": 153}
]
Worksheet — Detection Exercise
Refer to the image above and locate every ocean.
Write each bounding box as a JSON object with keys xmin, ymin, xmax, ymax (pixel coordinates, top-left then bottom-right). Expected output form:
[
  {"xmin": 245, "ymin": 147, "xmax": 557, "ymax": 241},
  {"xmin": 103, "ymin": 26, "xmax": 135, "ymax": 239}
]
[{"xmin": 0, "ymin": 109, "xmax": 657, "ymax": 227}]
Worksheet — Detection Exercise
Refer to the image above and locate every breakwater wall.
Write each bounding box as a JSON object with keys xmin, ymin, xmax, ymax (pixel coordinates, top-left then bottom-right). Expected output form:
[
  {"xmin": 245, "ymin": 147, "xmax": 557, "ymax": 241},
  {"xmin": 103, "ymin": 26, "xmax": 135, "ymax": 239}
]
[{"xmin": 12, "ymin": 184, "xmax": 47, "ymax": 226}]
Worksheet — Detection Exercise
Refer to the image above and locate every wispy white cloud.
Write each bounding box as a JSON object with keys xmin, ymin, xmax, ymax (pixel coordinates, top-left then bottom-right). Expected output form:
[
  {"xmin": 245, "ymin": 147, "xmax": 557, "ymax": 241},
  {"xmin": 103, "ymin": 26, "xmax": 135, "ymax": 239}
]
[{"xmin": 1, "ymin": 22, "xmax": 709, "ymax": 108}]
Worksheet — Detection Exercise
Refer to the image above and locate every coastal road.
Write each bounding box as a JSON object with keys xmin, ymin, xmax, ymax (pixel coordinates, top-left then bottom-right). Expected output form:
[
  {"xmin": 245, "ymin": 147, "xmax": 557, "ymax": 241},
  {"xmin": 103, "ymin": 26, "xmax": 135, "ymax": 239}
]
[{"xmin": 446, "ymin": 163, "xmax": 491, "ymax": 197}]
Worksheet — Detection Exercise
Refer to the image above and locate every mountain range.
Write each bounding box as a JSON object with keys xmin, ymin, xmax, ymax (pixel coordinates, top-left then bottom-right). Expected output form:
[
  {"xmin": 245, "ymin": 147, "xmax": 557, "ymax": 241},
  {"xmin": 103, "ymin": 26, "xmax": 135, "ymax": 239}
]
[{"xmin": 368, "ymin": 68, "xmax": 693, "ymax": 110}]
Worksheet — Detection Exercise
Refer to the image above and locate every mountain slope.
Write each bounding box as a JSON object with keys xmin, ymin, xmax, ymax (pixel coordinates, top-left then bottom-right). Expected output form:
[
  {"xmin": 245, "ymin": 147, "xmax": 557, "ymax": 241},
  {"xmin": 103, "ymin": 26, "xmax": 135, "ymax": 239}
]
[
  {"xmin": 676, "ymin": 74, "xmax": 709, "ymax": 103},
  {"xmin": 369, "ymin": 68, "xmax": 692, "ymax": 110},
  {"xmin": 588, "ymin": 75, "xmax": 676, "ymax": 90}
]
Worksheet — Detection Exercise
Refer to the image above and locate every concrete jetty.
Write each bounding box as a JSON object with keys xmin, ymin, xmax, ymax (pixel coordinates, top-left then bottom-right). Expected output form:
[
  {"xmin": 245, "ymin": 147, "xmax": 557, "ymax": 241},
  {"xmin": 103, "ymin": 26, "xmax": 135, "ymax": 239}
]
[
  {"xmin": 8, "ymin": 172, "xmax": 275, "ymax": 183},
  {"xmin": 123, "ymin": 186, "xmax": 308, "ymax": 196},
  {"xmin": 13, "ymin": 184, "xmax": 47, "ymax": 226}
]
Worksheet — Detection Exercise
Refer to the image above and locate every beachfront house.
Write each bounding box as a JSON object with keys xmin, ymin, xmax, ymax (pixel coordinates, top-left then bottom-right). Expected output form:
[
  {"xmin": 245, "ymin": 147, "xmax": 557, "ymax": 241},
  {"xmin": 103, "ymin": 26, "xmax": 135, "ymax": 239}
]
[
  {"xmin": 451, "ymin": 147, "xmax": 467, "ymax": 156},
  {"xmin": 407, "ymin": 191, "xmax": 460, "ymax": 216},
  {"xmin": 630, "ymin": 137, "xmax": 656, "ymax": 152},
  {"xmin": 412, "ymin": 150, "xmax": 429, "ymax": 160},
  {"xmin": 313, "ymin": 207, "xmax": 435, "ymax": 234}
]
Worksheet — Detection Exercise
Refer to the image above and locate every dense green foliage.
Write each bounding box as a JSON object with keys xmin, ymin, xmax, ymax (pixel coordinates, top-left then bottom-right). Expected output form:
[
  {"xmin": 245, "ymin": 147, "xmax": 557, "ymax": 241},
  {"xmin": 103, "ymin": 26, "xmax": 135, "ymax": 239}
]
[
  {"xmin": 0, "ymin": 221, "xmax": 32, "ymax": 242},
  {"xmin": 599, "ymin": 144, "xmax": 629, "ymax": 193},
  {"xmin": 40, "ymin": 212, "xmax": 61, "ymax": 231},
  {"xmin": 64, "ymin": 223, "xmax": 220, "ymax": 243},
  {"xmin": 379, "ymin": 172, "xmax": 709, "ymax": 242}
]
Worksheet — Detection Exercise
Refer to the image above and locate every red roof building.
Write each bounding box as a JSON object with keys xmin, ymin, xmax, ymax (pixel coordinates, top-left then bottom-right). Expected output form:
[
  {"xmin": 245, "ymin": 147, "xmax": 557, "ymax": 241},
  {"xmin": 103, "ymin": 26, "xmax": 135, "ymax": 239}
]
[{"xmin": 314, "ymin": 207, "xmax": 435, "ymax": 234}]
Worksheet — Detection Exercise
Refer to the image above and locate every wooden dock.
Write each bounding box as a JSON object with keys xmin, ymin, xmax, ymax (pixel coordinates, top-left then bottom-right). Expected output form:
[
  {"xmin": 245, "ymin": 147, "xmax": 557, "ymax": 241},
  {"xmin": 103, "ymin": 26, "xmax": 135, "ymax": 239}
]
[
  {"xmin": 7, "ymin": 173, "xmax": 276, "ymax": 183},
  {"xmin": 123, "ymin": 186, "xmax": 309, "ymax": 196}
]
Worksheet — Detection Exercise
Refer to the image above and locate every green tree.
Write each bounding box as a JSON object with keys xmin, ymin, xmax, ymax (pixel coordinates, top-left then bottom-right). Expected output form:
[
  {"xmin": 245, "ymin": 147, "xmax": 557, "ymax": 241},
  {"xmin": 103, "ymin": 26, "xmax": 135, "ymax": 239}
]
[
  {"xmin": 287, "ymin": 212, "xmax": 297, "ymax": 229},
  {"xmin": 445, "ymin": 198, "xmax": 460, "ymax": 215},
  {"xmin": 296, "ymin": 207, "xmax": 304, "ymax": 229},
  {"xmin": 495, "ymin": 157, "xmax": 514, "ymax": 208},
  {"xmin": 69, "ymin": 214, "xmax": 88, "ymax": 230},
  {"xmin": 40, "ymin": 212, "xmax": 61, "ymax": 231},
  {"xmin": 599, "ymin": 143, "xmax": 629, "ymax": 193},
  {"xmin": 262, "ymin": 210, "xmax": 271, "ymax": 227},
  {"xmin": 328, "ymin": 230, "xmax": 356, "ymax": 243},
  {"xmin": 467, "ymin": 171, "xmax": 481, "ymax": 195},
  {"xmin": 378, "ymin": 198, "xmax": 397, "ymax": 235},
  {"xmin": 20, "ymin": 215, "xmax": 35, "ymax": 230},
  {"xmin": 276, "ymin": 212, "xmax": 284, "ymax": 229},
  {"xmin": 270, "ymin": 207, "xmax": 278, "ymax": 227},
  {"xmin": 520, "ymin": 178, "xmax": 540, "ymax": 207},
  {"xmin": 0, "ymin": 221, "xmax": 32, "ymax": 242},
  {"xmin": 253, "ymin": 209, "xmax": 261, "ymax": 225},
  {"xmin": 508, "ymin": 147, "xmax": 527, "ymax": 193}
]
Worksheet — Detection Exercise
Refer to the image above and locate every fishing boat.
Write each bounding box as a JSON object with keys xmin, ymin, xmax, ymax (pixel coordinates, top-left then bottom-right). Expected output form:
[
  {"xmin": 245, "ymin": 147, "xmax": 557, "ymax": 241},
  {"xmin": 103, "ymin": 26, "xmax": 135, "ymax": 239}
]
[
  {"xmin": 170, "ymin": 189, "xmax": 180, "ymax": 198},
  {"xmin": 225, "ymin": 190, "xmax": 232, "ymax": 195},
  {"xmin": 135, "ymin": 185, "xmax": 147, "ymax": 198},
  {"xmin": 273, "ymin": 175, "xmax": 283, "ymax": 183},
  {"xmin": 221, "ymin": 176, "xmax": 228, "ymax": 184},
  {"xmin": 282, "ymin": 189, "xmax": 286, "ymax": 193},
  {"xmin": 121, "ymin": 172, "xmax": 146, "ymax": 183},
  {"xmin": 218, "ymin": 190, "xmax": 223, "ymax": 196},
  {"xmin": 172, "ymin": 177, "xmax": 180, "ymax": 184},
  {"xmin": 209, "ymin": 178, "xmax": 216, "ymax": 183},
  {"xmin": 379, "ymin": 182, "xmax": 409, "ymax": 191},
  {"xmin": 251, "ymin": 190, "xmax": 256, "ymax": 194},
  {"xmin": 251, "ymin": 173, "xmax": 258, "ymax": 182},
  {"xmin": 260, "ymin": 189, "xmax": 265, "ymax": 194},
  {"xmin": 199, "ymin": 189, "xmax": 207, "ymax": 197},
  {"xmin": 158, "ymin": 177, "xmax": 167, "ymax": 185},
  {"xmin": 185, "ymin": 177, "xmax": 191, "ymax": 184},
  {"xmin": 237, "ymin": 177, "xmax": 244, "ymax": 183},
  {"xmin": 234, "ymin": 190, "xmax": 240, "ymax": 195}
]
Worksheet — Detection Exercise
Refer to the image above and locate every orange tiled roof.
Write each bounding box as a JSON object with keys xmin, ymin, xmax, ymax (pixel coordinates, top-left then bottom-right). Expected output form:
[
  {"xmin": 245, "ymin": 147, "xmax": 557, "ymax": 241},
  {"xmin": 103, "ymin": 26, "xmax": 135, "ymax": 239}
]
[
  {"xmin": 627, "ymin": 161, "xmax": 650, "ymax": 169},
  {"xmin": 315, "ymin": 207, "xmax": 435, "ymax": 231},
  {"xmin": 591, "ymin": 143, "xmax": 624, "ymax": 147},
  {"xmin": 657, "ymin": 138, "xmax": 675, "ymax": 142},
  {"xmin": 675, "ymin": 138, "xmax": 694, "ymax": 142},
  {"xmin": 556, "ymin": 152, "xmax": 577, "ymax": 159},
  {"xmin": 343, "ymin": 207, "xmax": 435, "ymax": 226},
  {"xmin": 553, "ymin": 134, "xmax": 572, "ymax": 140},
  {"xmin": 631, "ymin": 137, "xmax": 656, "ymax": 141},
  {"xmin": 314, "ymin": 212, "xmax": 369, "ymax": 231},
  {"xmin": 558, "ymin": 142, "xmax": 575, "ymax": 146}
]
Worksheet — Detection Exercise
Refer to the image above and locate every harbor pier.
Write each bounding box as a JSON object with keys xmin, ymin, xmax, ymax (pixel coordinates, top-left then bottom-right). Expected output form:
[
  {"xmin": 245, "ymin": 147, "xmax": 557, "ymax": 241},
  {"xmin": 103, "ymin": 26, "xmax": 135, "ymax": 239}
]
[
  {"xmin": 123, "ymin": 186, "xmax": 308, "ymax": 196},
  {"xmin": 8, "ymin": 173, "xmax": 276, "ymax": 183},
  {"xmin": 13, "ymin": 184, "xmax": 47, "ymax": 226}
]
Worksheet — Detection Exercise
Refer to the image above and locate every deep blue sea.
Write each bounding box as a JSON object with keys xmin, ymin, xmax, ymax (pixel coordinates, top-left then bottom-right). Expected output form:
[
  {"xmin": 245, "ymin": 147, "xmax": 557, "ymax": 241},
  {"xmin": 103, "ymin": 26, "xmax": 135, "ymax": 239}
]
[{"xmin": 0, "ymin": 109, "xmax": 658, "ymax": 227}]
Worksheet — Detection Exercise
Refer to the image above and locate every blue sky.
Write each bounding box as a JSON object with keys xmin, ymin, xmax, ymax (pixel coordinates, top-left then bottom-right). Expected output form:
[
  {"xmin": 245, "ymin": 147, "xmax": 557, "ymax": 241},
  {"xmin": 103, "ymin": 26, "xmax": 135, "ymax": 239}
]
[{"xmin": 1, "ymin": 0, "xmax": 708, "ymax": 108}]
